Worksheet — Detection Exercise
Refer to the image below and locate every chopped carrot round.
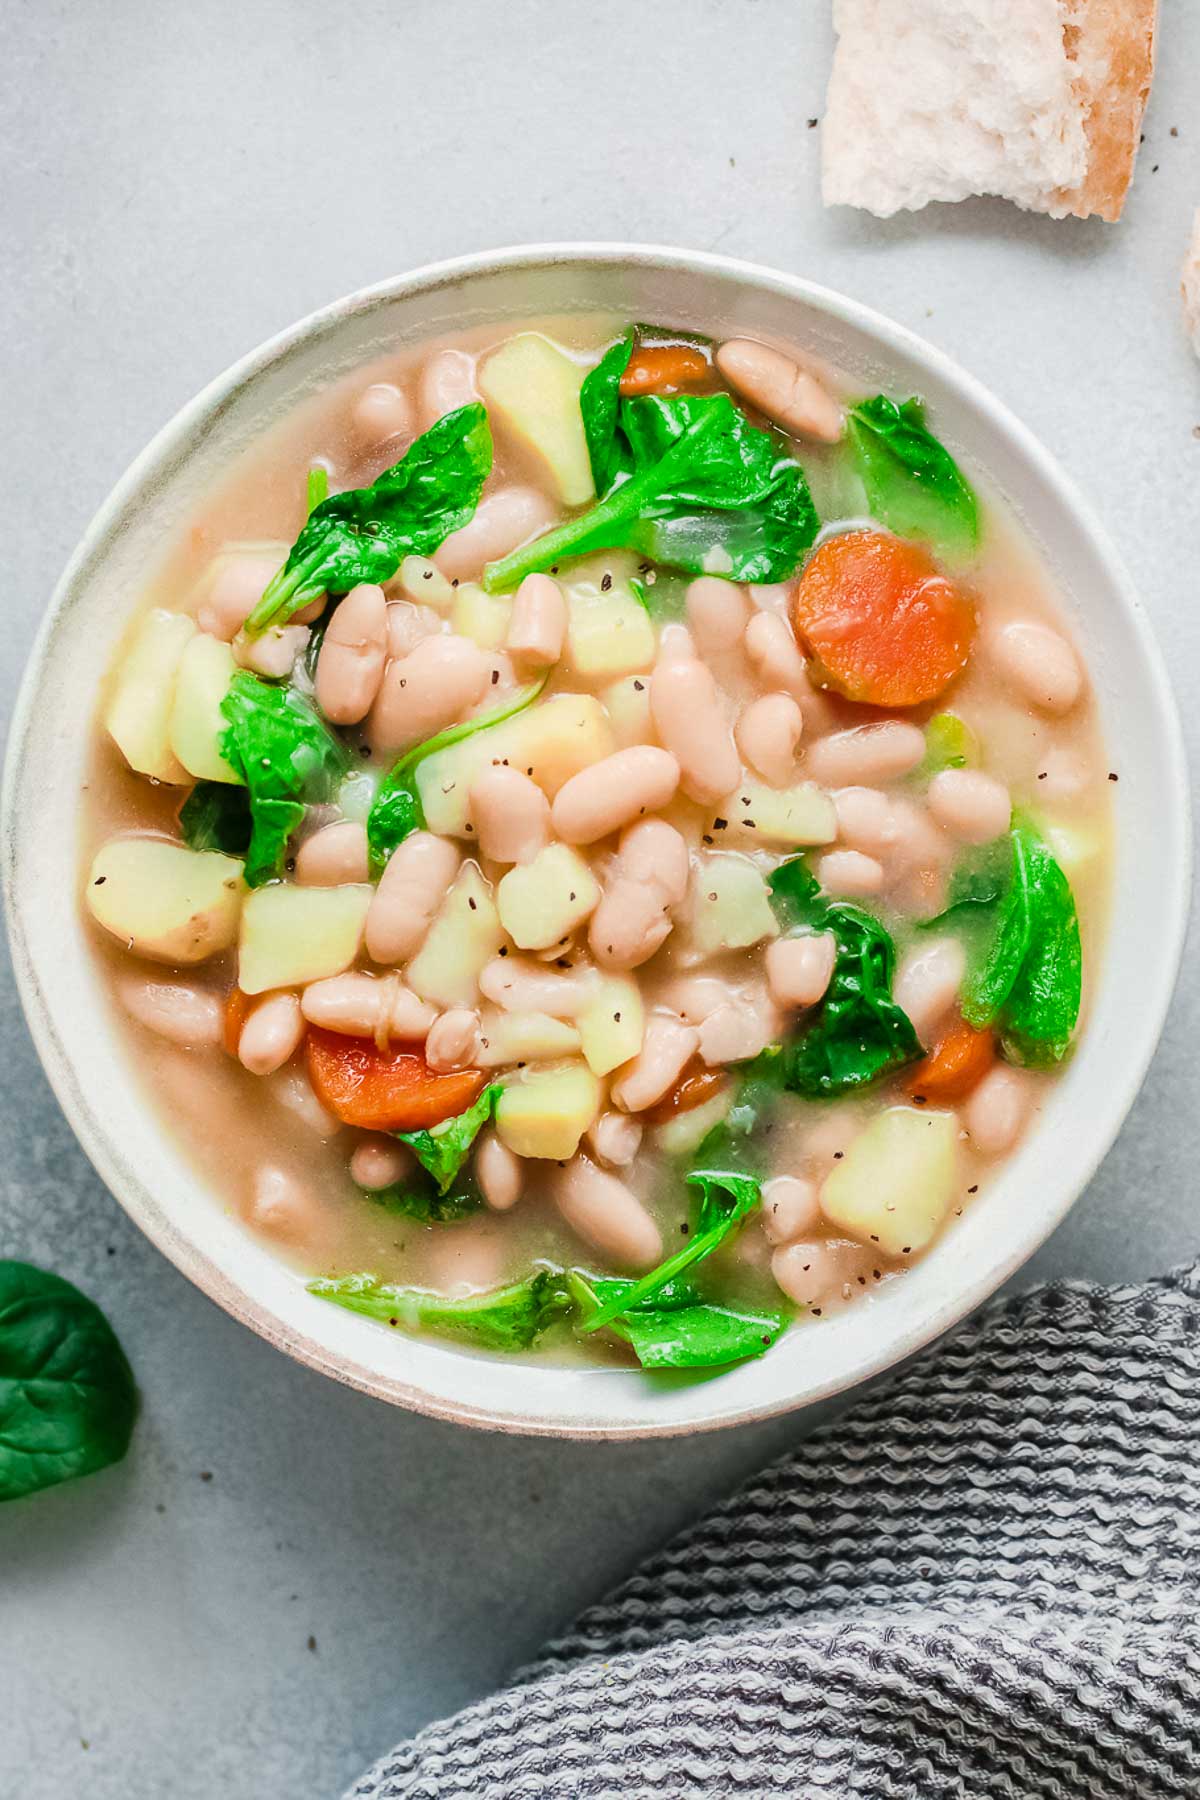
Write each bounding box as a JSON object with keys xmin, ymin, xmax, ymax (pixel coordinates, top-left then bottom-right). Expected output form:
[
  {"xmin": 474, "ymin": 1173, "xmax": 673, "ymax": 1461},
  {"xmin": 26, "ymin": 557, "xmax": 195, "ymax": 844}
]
[
  {"xmin": 643, "ymin": 1064, "xmax": 728, "ymax": 1125},
  {"xmin": 620, "ymin": 343, "xmax": 710, "ymax": 397},
  {"xmin": 793, "ymin": 529, "xmax": 975, "ymax": 708},
  {"xmin": 305, "ymin": 1027, "xmax": 485, "ymax": 1132},
  {"xmin": 223, "ymin": 987, "xmax": 252, "ymax": 1059},
  {"xmin": 909, "ymin": 1017, "xmax": 995, "ymax": 1102}
]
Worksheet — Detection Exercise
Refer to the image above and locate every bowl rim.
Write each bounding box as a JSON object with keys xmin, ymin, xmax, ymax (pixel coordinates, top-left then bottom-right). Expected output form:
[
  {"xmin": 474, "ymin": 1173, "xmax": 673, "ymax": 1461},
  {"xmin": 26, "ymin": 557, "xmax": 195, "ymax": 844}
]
[{"xmin": 3, "ymin": 241, "xmax": 1192, "ymax": 1438}]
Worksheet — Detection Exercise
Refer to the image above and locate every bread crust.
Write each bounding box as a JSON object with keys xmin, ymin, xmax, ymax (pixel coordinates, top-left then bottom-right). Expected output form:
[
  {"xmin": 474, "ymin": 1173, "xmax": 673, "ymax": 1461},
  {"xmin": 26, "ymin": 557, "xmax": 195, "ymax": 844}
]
[
  {"xmin": 1056, "ymin": 0, "xmax": 1158, "ymax": 221},
  {"xmin": 1183, "ymin": 211, "xmax": 1200, "ymax": 360}
]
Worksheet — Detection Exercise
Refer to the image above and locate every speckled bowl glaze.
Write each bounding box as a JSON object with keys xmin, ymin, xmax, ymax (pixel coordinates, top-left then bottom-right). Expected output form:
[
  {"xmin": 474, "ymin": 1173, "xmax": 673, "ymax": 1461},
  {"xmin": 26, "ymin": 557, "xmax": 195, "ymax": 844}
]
[{"xmin": 2, "ymin": 246, "xmax": 1190, "ymax": 1436}]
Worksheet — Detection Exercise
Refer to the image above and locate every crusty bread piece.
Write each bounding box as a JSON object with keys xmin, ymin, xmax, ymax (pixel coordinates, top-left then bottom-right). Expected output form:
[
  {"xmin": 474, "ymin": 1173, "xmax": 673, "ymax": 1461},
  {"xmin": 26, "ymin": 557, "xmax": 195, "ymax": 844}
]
[
  {"xmin": 1184, "ymin": 212, "xmax": 1200, "ymax": 360},
  {"xmin": 822, "ymin": 0, "xmax": 1157, "ymax": 223}
]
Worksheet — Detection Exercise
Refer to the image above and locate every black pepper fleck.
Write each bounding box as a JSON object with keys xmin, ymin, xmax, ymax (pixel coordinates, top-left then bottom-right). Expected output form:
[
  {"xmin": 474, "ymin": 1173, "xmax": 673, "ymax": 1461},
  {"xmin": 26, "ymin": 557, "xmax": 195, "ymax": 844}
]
[
  {"xmin": 633, "ymin": 679, "xmax": 644, "ymax": 691},
  {"xmin": 1108, "ymin": 771, "xmax": 1119, "ymax": 782},
  {"xmin": 833, "ymin": 1150, "xmax": 843, "ymax": 1160},
  {"xmin": 807, "ymin": 117, "xmax": 819, "ymax": 129},
  {"xmin": 491, "ymin": 669, "xmax": 500, "ymax": 685},
  {"xmin": 601, "ymin": 572, "xmax": 613, "ymax": 593},
  {"xmin": 468, "ymin": 896, "xmax": 477, "ymax": 911},
  {"xmin": 93, "ymin": 876, "xmax": 106, "ymax": 886}
]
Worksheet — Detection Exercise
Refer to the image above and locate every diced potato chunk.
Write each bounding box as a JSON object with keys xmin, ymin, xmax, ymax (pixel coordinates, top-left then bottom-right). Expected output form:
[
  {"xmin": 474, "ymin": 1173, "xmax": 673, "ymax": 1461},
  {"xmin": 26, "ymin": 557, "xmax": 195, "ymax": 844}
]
[
  {"xmin": 566, "ymin": 594, "xmax": 656, "ymax": 683},
  {"xmin": 169, "ymin": 633, "xmax": 241, "ymax": 783},
  {"xmin": 104, "ymin": 609, "xmax": 196, "ymax": 783},
  {"xmin": 397, "ymin": 556, "xmax": 454, "ymax": 609},
  {"xmin": 87, "ymin": 837, "xmax": 244, "ymax": 964},
  {"xmin": 497, "ymin": 844, "xmax": 600, "ymax": 951},
  {"xmin": 452, "ymin": 584, "xmax": 513, "ymax": 651},
  {"xmin": 687, "ymin": 852, "xmax": 778, "ymax": 956},
  {"xmin": 705, "ymin": 781, "xmax": 837, "ymax": 850},
  {"xmin": 477, "ymin": 1008, "xmax": 582, "ymax": 1067},
  {"xmin": 1037, "ymin": 817, "xmax": 1104, "ymax": 884},
  {"xmin": 602, "ymin": 674, "xmax": 655, "ymax": 749},
  {"xmin": 577, "ymin": 974, "xmax": 644, "ymax": 1076},
  {"xmin": 820, "ymin": 1107, "xmax": 959, "ymax": 1257},
  {"xmin": 239, "ymin": 883, "xmax": 371, "ymax": 994},
  {"xmin": 495, "ymin": 1061, "xmax": 601, "ymax": 1160},
  {"xmin": 478, "ymin": 334, "xmax": 594, "ymax": 507},
  {"xmin": 416, "ymin": 695, "xmax": 616, "ymax": 837},
  {"xmin": 406, "ymin": 862, "xmax": 504, "ymax": 1007},
  {"xmin": 651, "ymin": 1087, "xmax": 732, "ymax": 1157}
]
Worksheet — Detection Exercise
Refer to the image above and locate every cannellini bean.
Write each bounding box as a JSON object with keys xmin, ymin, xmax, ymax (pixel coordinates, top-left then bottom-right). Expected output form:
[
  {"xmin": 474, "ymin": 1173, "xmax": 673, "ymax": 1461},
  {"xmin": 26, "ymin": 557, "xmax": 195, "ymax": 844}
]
[
  {"xmin": 893, "ymin": 938, "xmax": 967, "ymax": 1045},
  {"xmin": 802, "ymin": 1110, "xmax": 858, "ymax": 1173},
  {"xmin": 425, "ymin": 1008, "xmax": 480, "ymax": 1073},
  {"xmin": 116, "ymin": 974, "xmax": 223, "ymax": 1049},
  {"xmin": 586, "ymin": 1110, "xmax": 643, "ymax": 1169},
  {"xmin": 506, "ymin": 573, "xmax": 566, "ymax": 667},
  {"xmin": 350, "ymin": 1136, "xmax": 415, "ymax": 1191},
  {"xmin": 233, "ymin": 622, "xmax": 309, "ymax": 679},
  {"xmin": 744, "ymin": 610, "xmax": 812, "ymax": 703},
  {"xmin": 553, "ymin": 1156, "xmax": 663, "ymax": 1270},
  {"xmin": 805, "ymin": 721, "xmax": 926, "ymax": 788},
  {"xmin": 434, "ymin": 487, "xmax": 558, "ymax": 583},
  {"xmin": 762, "ymin": 1175, "xmax": 821, "ymax": 1246},
  {"xmin": 589, "ymin": 819, "xmax": 691, "ymax": 969},
  {"xmin": 418, "ymin": 347, "xmax": 480, "ymax": 429},
  {"xmin": 656, "ymin": 974, "xmax": 739, "ymax": 1024},
  {"xmin": 736, "ymin": 693, "xmax": 804, "ymax": 787},
  {"xmin": 611, "ymin": 1015, "xmax": 700, "ymax": 1112},
  {"xmin": 765, "ymin": 934, "xmax": 836, "ymax": 1010},
  {"xmin": 478, "ymin": 955, "xmax": 590, "ymax": 1017},
  {"xmin": 352, "ymin": 381, "xmax": 412, "ymax": 445},
  {"xmin": 989, "ymin": 620, "xmax": 1083, "ymax": 715},
  {"xmin": 685, "ymin": 577, "xmax": 750, "ymax": 654},
  {"xmin": 238, "ymin": 992, "xmax": 305, "ymax": 1076},
  {"xmin": 965, "ymin": 1065, "xmax": 1031, "ymax": 1157},
  {"xmin": 655, "ymin": 622, "xmax": 697, "ymax": 666},
  {"xmin": 834, "ymin": 787, "xmax": 895, "ymax": 857},
  {"xmin": 197, "ymin": 551, "xmax": 282, "ymax": 641},
  {"xmin": 475, "ymin": 1129, "xmax": 523, "ymax": 1211},
  {"xmin": 771, "ymin": 1239, "xmax": 876, "ymax": 1310},
  {"xmin": 367, "ymin": 633, "xmax": 489, "ymax": 755},
  {"xmin": 469, "ymin": 765, "xmax": 551, "ymax": 866},
  {"xmin": 716, "ymin": 339, "xmax": 843, "ymax": 442},
  {"xmin": 366, "ymin": 832, "xmax": 462, "ymax": 965},
  {"xmin": 815, "ymin": 849, "xmax": 885, "ymax": 897},
  {"xmin": 246, "ymin": 1166, "xmax": 319, "ymax": 1242},
  {"xmin": 315, "ymin": 582, "xmax": 388, "ymax": 725},
  {"xmin": 552, "ymin": 746, "xmax": 680, "ymax": 845},
  {"xmin": 301, "ymin": 973, "xmax": 437, "ymax": 1041},
  {"xmin": 698, "ymin": 1001, "xmax": 772, "ymax": 1067},
  {"xmin": 650, "ymin": 660, "xmax": 739, "ymax": 806},
  {"xmin": 385, "ymin": 600, "xmax": 441, "ymax": 658},
  {"xmin": 927, "ymin": 768, "xmax": 1012, "ymax": 845},
  {"xmin": 294, "ymin": 820, "xmax": 370, "ymax": 888},
  {"xmin": 268, "ymin": 1067, "xmax": 341, "ymax": 1137}
]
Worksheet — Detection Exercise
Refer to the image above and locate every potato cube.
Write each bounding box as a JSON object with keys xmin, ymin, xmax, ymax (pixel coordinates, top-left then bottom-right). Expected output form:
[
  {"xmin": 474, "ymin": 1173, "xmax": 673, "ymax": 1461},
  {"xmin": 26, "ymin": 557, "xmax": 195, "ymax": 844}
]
[
  {"xmin": 577, "ymin": 975, "xmax": 644, "ymax": 1076},
  {"xmin": 820, "ymin": 1107, "xmax": 959, "ymax": 1257},
  {"xmin": 104, "ymin": 609, "xmax": 196, "ymax": 783},
  {"xmin": 601, "ymin": 674, "xmax": 655, "ymax": 749},
  {"xmin": 87, "ymin": 837, "xmax": 244, "ymax": 964},
  {"xmin": 239, "ymin": 883, "xmax": 371, "ymax": 994},
  {"xmin": 705, "ymin": 781, "xmax": 837, "ymax": 850},
  {"xmin": 452, "ymin": 584, "xmax": 513, "ymax": 651},
  {"xmin": 478, "ymin": 334, "xmax": 594, "ymax": 506},
  {"xmin": 405, "ymin": 861, "xmax": 504, "ymax": 1007},
  {"xmin": 497, "ymin": 844, "xmax": 600, "ymax": 950},
  {"xmin": 169, "ymin": 633, "xmax": 241, "ymax": 783},
  {"xmin": 416, "ymin": 695, "xmax": 616, "ymax": 838},
  {"xmin": 688, "ymin": 853, "xmax": 778, "ymax": 956},
  {"xmin": 476, "ymin": 1008, "xmax": 582, "ymax": 1067},
  {"xmin": 495, "ymin": 1061, "xmax": 601, "ymax": 1160}
]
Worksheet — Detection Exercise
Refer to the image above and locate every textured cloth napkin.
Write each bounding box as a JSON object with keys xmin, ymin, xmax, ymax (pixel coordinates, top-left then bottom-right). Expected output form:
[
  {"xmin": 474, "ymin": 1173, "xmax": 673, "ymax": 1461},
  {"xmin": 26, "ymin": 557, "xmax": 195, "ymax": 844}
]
[{"xmin": 350, "ymin": 1265, "xmax": 1200, "ymax": 1798}]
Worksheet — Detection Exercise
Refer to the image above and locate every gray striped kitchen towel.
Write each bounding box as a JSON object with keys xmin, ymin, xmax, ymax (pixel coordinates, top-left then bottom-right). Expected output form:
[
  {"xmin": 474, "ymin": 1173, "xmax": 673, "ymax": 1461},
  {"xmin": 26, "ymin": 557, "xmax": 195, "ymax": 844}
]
[{"xmin": 350, "ymin": 1264, "xmax": 1200, "ymax": 1798}]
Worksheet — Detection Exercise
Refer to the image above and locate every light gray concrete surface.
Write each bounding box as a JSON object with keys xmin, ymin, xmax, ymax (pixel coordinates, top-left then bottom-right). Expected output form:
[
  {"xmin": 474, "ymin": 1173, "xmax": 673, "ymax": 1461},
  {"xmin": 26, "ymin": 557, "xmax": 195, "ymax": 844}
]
[{"xmin": 1, "ymin": 3, "xmax": 1197, "ymax": 1795}]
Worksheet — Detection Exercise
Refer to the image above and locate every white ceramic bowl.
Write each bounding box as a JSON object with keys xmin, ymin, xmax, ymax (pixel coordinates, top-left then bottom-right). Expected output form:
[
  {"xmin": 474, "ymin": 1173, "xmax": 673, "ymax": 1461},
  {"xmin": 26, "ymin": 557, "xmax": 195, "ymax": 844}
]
[{"xmin": 3, "ymin": 245, "xmax": 1190, "ymax": 1437}]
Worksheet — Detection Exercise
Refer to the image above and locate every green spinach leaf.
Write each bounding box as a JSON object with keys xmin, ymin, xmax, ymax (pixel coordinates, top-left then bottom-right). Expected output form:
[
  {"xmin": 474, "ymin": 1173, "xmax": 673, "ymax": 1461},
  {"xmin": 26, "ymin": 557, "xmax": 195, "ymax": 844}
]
[
  {"xmin": 580, "ymin": 332, "xmax": 634, "ymax": 495},
  {"xmin": 247, "ymin": 404, "xmax": 493, "ymax": 635},
  {"xmin": 398, "ymin": 1085, "xmax": 501, "ymax": 1196},
  {"xmin": 570, "ymin": 1273, "xmax": 785, "ymax": 1370},
  {"xmin": 217, "ymin": 671, "xmax": 349, "ymax": 886},
  {"xmin": 847, "ymin": 395, "xmax": 979, "ymax": 559},
  {"xmin": 365, "ymin": 1172, "xmax": 483, "ymax": 1224},
  {"xmin": 308, "ymin": 1268, "xmax": 574, "ymax": 1353},
  {"xmin": 482, "ymin": 392, "xmax": 819, "ymax": 593},
  {"xmin": 0, "ymin": 1262, "xmax": 137, "ymax": 1503},
  {"xmin": 918, "ymin": 712, "xmax": 977, "ymax": 779},
  {"xmin": 306, "ymin": 464, "xmax": 329, "ymax": 516},
  {"xmin": 366, "ymin": 674, "xmax": 546, "ymax": 875},
  {"xmin": 178, "ymin": 781, "xmax": 252, "ymax": 856}
]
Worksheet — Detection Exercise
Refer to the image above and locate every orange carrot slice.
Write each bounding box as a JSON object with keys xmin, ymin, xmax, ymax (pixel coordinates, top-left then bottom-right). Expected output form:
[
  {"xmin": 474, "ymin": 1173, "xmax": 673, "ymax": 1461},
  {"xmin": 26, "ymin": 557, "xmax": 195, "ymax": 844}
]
[
  {"xmin": 305, "ymin": 1027, "xmax": 485, "ymax": 1132},
  {"xmin": 620, "ymin": 343, "xmax": 710, "ymax": 397},
  {"xmin": 909, "ymin": 1017, "xmax": 995, "ymax": 1102}
]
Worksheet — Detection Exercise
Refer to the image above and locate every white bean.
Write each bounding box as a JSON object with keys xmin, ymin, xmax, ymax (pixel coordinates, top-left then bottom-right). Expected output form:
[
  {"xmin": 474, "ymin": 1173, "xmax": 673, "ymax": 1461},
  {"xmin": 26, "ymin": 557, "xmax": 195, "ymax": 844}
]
[
  {"xmin": 685, "ymin": 577, "xmax": 750, "ymax": 654},
  {"xmin": 351, "ymin": 382, "xmax": 412, "ymax": 446},
  {"xmin": 586, "ymin": 1111, "xmax": 643, "ymax": 1169},
  {"xmin": 965, "ymin": 1066, "xmax": 1031, "ymax": 1157},
  {"xmin": 233, "ymin": 622, "xmax": 309, "ymax": 679},
  {"xmin": 246, "ymin": 1166, "xmax": 319, "ymax": 1242},
  {"xmin": 834, "ymin": 787, "xmax": 895, "ymax": 857},
  {"xmin": 771, "ymin": 1239, "xmax": 874, "ymax": 1310},
  {"xmin": 928, "ymin": 769, "xmax": 1012, "ymax": 845},
  {"xmin": 650, "ymin": 660, "xmax": 739, "ymax": 806},
  {"xmin": 434, "ymin": 487, "xmax": 557, "ymax": 583},
  {"xmin": 238, "ymin": 992, "xmax": 304, "ymax": 1076},
  {"xmin": 350, "ymin": 1136, "xmax": 414, "ymax": 1191},
  {"xmin": 505, "ymin": 574, "xmax": 566, "ymax": 668},
  {"xmin": 552, "ymin": 746, "xmax": 680, "ymax": 845},
  {"xmin": 611, "ymin": 1015, "xmax": 699, "ymax": 1112},
  {"xmin": 367, "ymin": 633, "xmax": 489, "ymax": 755},
  {"xmin": 698, "ymin": 1001, "xmax": 772, "ymax": 1067},
  {"xmin": 805, "ymin": 722, "xmax": 926, "ymax": 788},
  {"xmin": 315, "ymin": 582, "xmax": 388, "ymax": 725},
  {"xmin": 589, "ymin": 819, "xmax": 690, "ymax": 970},
  {"xmin": 744, "ymin": 610, "xmax": 812, "ymax": 702},
  {"xmin": 815, "ymin": 849, "xmax": 885, "ymax": 897},
  {"xmin": 418, "ymin": 348, "xmax": 480, "ymax": 429},
  {"xmin": 716, "ymin": 339, "xmax": 843, "ymax": 442},
  {"xmin": 366, "ymin": 832, "xmax": 462, "ymax": 965},
  {"xmin": 294, "ymin": 820, "xmax": 370, "ymax": 887},
  {"xmin": 765, "ymin": 934, "xmax": 836, "ymax": 1010},
  {"xmin": 475, "ymin": 1129, "xmax": 524, "ymax": 1211},
  {"xmin": 478, "ymin": 956, "xmax": 590, "ymax": 1017},
  {"xmin": 762, "ymin": 1176, "xmax": 821, "ymax": 1246},
  {"xmin": 736, "ymin": 693, "xmax": 804, "ymax": 787},
  {"xmin": 655, "ymin": 622, "xmax": 697, "ymax": 666},
  {"xmin": 656, "ymin": 973, "xmax": 740, "ymax": 1024},
  {"xmin": 197, "ymin": 551, "xmax": 282, "ymax": 641},
  {"xmin": 893, "ymin": 938, "xmax": 967, "ymax": 1045},
  {"xmin": 116, "ymin": 974, "xmax": 223, "ymax": 1049},
  {"xmin": 553, "ymin": 1156, "xmax": 663, "ymax": 1270},
  {"xmin": 989, "ymin": 620, "xmax": 1083, "ymax": 715},
  {"xmin": 301, "ymin": 973, "xmax": 436, "ymax": 1041},
  {"xmin": 385, "ymin": 600, "xmax": 441, "ymax": 658},
  {"xmin": 469, "ymin": 765, "xmax": 551, "ymax": 865},
  {"xmin": 424, "ymin": 1008, "xmax": 480, "ymax": 1073}
]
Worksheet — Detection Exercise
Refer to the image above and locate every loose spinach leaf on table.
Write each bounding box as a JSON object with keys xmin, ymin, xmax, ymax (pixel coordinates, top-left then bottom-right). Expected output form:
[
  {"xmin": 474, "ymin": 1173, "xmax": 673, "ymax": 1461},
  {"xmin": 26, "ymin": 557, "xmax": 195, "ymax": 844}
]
[
  {"xmin": 178, "ymin": 781, "xmax": 252, "ymax": 856},
  {"xmin": 246, "ymin": 404, "xmax": 493, "ymax": 635},
  {"xmin": 847, "ymin": 395, "xmax": 979, "ymax": 560},
  {"xmin": 397, "ymin": 1085, "xmax": 502, "ymax": 1196},
  {"xmin": 366, "ymin": 674, "xmax": 546, "ymax": 875},
  {"xmin": 482, "ymin": 390, "xmax": 819, "ymax": 593},
  {"xmin": 308, "ymin": 1268, "xmax": 574, "ymax": 1352},
  {"xmin": 569, "ymin": 1273, "xmax": 786, "ymax": 1371},
  {"xmin": 217, "ymin": 671, "xmax": 349, "ymax": 886},
  {"xmin": 769, "ymin": 859, "xmax": 921, "ymax": 1097},
  {"xmin": 0, "ymin": 1262, "xmax": 137, "ymax": 1504}
]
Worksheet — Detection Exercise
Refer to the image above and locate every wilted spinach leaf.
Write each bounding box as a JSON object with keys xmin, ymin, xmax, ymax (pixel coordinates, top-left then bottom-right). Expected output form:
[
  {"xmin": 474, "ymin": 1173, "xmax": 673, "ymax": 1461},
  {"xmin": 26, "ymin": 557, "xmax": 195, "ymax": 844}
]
[
  {"xmin": 579, "ymin": 332, "xmax": 634, "ymax": 495},
  {"xmin": 247, "ymin": 404, "xmax": 493, "ymax": 635},
  {"xmin": 570, "ymin": 1272, "xmax": 785, "ymax": 1370},
  {"xmin": 918, "ymin": 712, "xmax": 977, "ymax": 779},
  {"xmin": 217, "ymin": 671, "xmax": 349, "ymax": 886},
  {"xmin": 0, "ymin": 1262, "xmax": 137, "ymax": 1503},
  {"xmin": 308, "ymin": 1267, "xmax": 574, "ymax": 1352},
  {"xmin": 178, "ymin": 781, "xmax": 252, "ymax": 856},
  {"xmin": 398, "ymin": 1085, "xmax": 501, "ymax": 1196},
  {"xmin": 847, "ymin": 395, "xmax": 979, "ymax": 559},
  {"xmin": 365, "ymin": 1173, "xmax": 483, "ymax": 1224}
]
